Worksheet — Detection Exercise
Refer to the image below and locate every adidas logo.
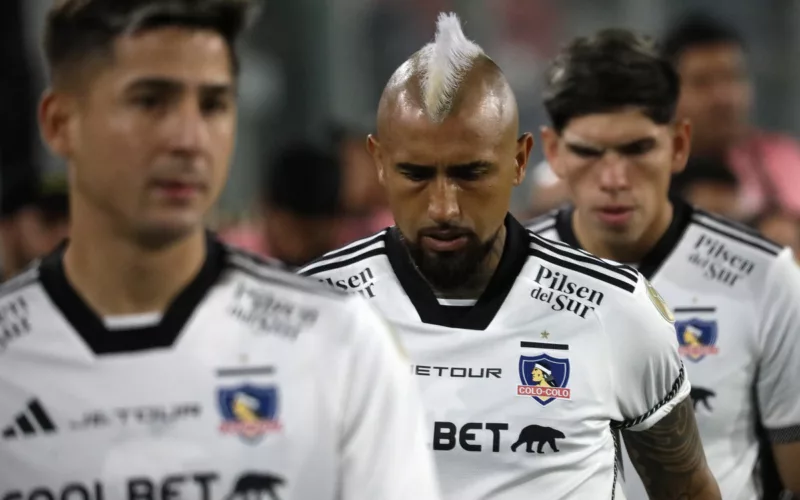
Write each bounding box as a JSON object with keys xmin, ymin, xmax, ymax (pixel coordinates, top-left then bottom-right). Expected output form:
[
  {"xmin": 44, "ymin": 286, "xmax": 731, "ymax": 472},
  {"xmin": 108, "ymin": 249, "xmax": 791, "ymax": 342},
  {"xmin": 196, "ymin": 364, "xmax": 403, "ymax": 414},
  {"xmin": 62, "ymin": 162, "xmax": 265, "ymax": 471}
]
[{"xmin": 2, "ymin": 399, "xmax": 57, "ymax": 439}]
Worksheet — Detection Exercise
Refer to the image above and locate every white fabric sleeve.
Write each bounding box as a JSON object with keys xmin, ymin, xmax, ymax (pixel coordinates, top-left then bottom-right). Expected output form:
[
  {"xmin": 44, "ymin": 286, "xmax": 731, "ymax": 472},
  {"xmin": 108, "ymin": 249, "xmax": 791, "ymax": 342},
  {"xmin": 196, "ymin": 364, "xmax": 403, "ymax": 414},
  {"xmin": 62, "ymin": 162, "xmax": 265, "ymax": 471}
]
[
  {"xmin": 602, "ymin": 277, "xmax": 691, "ymax": 432},
  {"xmin": 338, "ymin": 297, "xmax": 442, "ymax": 500},
  {"xmin": 756, "ymin": 248, "xmax": 800, "ymax": 443}
]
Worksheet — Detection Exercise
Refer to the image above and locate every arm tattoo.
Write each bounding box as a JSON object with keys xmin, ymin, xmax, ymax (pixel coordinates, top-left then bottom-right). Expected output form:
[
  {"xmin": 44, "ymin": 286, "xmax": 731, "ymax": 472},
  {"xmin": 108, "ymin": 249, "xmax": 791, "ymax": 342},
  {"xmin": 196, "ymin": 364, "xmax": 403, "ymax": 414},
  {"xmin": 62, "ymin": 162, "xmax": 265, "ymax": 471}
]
[{"xmin": 622, "ymin": 398, "xmax": 708, "ymax": 499}]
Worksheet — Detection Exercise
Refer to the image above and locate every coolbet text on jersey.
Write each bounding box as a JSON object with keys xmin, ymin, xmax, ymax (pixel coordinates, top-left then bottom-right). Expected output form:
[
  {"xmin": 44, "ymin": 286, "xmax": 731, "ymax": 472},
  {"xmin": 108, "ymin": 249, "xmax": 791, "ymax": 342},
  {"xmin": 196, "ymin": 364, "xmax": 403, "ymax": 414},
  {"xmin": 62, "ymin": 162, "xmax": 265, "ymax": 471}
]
[
  {"xmin": 300, "ymin": 214, "xmax": 691, "ymax": 500},
  {"xmin": 0, "ymin": 235, "xmax": 440, "ymax": 500},
  {"xmin": 526, "ymin": 200, "xmax": 800, "ymax": 500}
]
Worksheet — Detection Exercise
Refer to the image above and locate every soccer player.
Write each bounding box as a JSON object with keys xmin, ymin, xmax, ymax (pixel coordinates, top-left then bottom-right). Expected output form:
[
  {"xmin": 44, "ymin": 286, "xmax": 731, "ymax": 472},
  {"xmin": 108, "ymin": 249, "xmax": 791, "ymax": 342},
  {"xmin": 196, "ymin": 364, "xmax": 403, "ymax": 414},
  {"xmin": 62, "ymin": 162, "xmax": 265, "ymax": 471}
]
[
  {"xmin": 526, "ymin": 28, "xmax": 800, "ymax": 499},
  {"xmin": 0, "ymin": 1, "xmax": 441, "ymax": 499},
  {"xmin": 300, "ymin": 13, "xmax": 721, "ymax": 500}
]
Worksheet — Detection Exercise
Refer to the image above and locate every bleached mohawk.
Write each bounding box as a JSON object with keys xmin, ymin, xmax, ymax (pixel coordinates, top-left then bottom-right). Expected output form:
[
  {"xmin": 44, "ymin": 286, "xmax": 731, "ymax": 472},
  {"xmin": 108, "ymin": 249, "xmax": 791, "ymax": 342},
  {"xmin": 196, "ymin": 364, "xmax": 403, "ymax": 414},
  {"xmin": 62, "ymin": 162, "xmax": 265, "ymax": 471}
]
[{"xmin": 419, "ymin": 13, "xmax": 485, "ymax": 122}]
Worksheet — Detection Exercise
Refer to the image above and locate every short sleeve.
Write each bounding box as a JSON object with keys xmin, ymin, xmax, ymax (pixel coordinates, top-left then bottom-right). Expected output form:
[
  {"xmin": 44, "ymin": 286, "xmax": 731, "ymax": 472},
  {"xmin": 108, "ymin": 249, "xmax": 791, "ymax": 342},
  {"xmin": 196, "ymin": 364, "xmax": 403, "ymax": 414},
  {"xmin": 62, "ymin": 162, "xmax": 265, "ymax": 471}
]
[
  {"xmin": 337, "ymin": 297, "xmax": 442, "ymax": 500},
  {"xmin": 602, "ymin": 277, "xmax": 691, "ymax": 432},
  {"xmin": 756, "ymin": 249, "xmax": 800, "ymax": 443}
]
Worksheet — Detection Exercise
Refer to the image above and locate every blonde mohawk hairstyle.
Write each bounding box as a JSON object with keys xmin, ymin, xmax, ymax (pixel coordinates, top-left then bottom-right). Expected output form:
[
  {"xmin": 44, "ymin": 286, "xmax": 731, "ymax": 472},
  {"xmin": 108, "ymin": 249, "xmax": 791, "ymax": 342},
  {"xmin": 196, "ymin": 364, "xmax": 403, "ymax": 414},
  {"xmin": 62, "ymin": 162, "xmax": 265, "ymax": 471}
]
[{"xmin": 419, "ymin": 12, "xmax": 485, "ymax": 122}]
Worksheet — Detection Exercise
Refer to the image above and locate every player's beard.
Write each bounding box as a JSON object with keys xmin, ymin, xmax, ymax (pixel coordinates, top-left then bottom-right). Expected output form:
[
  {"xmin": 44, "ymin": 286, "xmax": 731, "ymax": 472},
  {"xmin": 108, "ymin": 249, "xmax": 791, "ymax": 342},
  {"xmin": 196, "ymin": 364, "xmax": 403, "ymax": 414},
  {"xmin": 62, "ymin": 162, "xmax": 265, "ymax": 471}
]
[{"xmin": 403, "ymin": 227, "xmax": 498, "ymax": 292}]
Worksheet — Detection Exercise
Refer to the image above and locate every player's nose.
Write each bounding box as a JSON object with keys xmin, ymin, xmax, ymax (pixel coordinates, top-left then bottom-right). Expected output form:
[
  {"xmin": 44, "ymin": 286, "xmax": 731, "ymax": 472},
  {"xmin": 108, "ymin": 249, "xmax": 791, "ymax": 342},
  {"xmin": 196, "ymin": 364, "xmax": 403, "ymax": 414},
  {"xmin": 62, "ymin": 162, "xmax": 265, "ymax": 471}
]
[
  {"xmin": 427, "ymin": 177, "xmax": 460, "ymax": 223},
  {"xmin": 597, "ymin": 155, "xmax": 631, "ymax": 191},
  {"xmin": 163, "ymin": 96, "xmax": 210, "ymax": 156}
]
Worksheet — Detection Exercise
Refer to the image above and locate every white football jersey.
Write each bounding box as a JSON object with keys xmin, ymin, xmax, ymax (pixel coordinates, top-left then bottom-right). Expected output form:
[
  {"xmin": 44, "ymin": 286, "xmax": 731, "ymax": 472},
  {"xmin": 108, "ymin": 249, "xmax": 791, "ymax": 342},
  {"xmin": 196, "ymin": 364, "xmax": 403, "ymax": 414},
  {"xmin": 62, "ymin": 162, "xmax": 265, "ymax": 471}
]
[
  {"xmin": 0, "ymin": 236, "xmax": 441, "ymax": 500},
  {"xmin": 299, "ymin": 215, "xmax": 690, "ymax": 500},
  {"xmin": 526, "ymin": 201, "xmax": 800, "ymax": 500}
]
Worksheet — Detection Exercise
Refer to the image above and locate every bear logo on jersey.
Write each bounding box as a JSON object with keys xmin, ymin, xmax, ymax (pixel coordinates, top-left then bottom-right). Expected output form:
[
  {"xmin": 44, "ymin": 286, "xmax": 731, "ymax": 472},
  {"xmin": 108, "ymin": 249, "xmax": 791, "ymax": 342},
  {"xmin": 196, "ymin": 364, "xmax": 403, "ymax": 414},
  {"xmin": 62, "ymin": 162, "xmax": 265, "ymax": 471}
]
[
  {"xmin": 227, "ymin": 472, "xmax": 285, "ymax": 500},
  {"xmin": 690, "ymin": 387, "xmax": 716, "ymax": 412},
  {"xmin": 517, "ymin": 354, "xmax": 571, "ymax": 405},
  {"xmin": 675, "ymin": 319, "xmax": 719, "ymax": 362},
  {"xmin": 218, "ymin": 385, "xmax": 281, "ymax": 441},
  {"xmin": 510, "ymin": 425, "xmax": 566, "ymax": 453}
]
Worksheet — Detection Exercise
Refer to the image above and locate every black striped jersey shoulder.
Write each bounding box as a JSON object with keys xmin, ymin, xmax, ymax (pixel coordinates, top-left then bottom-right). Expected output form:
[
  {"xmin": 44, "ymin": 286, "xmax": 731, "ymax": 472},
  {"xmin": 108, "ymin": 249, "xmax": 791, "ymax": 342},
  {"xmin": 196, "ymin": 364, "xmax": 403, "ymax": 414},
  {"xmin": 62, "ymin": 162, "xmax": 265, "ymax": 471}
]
[
  {"xmin": 677, "ymin": 208, "xmax": 789, "ymax": 296},
  {"xmin": 293, "ymin": 230, "xmax": 391, "ymax": 305},
  {"xmin": 690, "ymin": 208, "xmax": 783, "ymax": 258},
  {"xmin": 296, "ymin": 230, "xmax": 392, "ymax": 298},
  {"xmin": 526, "ymin": 230, "xmax": 641, "ymax": 295},
  {"xmin": 525, "ymin": 204, "xmax": 785, "ymax": 266},
  {"xmin": 224, "ymin": 244, "xmax": 350, "ymax": 302},
  {"xmin": 298, "ymin": 229, "xmax": 389, "ymax": 278}
]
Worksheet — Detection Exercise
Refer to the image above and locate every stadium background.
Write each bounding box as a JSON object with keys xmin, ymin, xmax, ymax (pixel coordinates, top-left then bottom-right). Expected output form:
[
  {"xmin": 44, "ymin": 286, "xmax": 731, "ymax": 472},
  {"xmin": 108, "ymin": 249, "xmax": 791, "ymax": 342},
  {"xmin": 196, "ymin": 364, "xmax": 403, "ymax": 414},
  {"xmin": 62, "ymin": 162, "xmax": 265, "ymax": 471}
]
[{"xmin": 1, "ymin": 0, "xmax": 800, "ymax": 268}]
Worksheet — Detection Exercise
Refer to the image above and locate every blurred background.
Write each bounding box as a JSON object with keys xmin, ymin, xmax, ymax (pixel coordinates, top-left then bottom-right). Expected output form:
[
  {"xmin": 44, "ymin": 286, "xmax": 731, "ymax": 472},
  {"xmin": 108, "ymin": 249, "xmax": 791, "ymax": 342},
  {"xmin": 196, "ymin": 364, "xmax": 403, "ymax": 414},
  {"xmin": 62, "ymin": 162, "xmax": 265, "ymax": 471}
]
[{"xmin": 2, "ymin": 0, "xmax": 800, "ymax": 274}]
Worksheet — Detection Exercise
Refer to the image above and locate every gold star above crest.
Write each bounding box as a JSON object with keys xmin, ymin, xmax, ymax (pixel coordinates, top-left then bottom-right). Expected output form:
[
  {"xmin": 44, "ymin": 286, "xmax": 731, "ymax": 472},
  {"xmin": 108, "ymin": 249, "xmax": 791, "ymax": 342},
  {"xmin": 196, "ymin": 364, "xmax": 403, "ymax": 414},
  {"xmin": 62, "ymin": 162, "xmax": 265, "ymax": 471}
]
[{"xmin": 540, "ymin": 330, "xmax": 550, "ymax": 340}]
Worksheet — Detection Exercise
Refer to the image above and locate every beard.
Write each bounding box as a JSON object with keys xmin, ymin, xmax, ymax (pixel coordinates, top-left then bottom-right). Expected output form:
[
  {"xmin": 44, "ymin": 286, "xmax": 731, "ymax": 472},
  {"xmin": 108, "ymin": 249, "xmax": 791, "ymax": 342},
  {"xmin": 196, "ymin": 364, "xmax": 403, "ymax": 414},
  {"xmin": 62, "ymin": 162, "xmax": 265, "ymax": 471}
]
[{"xmin": 402, "ymin": 225, "xmax": 500, "ymax": 292}]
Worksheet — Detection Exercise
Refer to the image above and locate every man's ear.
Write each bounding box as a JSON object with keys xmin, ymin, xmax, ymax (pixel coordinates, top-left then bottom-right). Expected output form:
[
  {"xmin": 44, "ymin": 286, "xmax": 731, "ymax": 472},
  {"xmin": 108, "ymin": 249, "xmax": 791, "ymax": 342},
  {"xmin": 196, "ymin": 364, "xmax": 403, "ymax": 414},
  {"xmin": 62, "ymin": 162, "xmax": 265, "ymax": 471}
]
[
  {"xmin": 541, "ymin": 126, "xmax": 566, "ymax": 179},
  {"xmin": 671, "ymin": 119, "xmax": 693, "ymax": 175},
  {"xmin": 513, "ymin": 132, "xmax": 535, "ymax": 186},
  {"xmin": 38, "ymin": 89, "xmax": 77, "ymax": 159},
  {"xmin": 366, "ymin": 134, "xmax": 386, "ymax": 186}
]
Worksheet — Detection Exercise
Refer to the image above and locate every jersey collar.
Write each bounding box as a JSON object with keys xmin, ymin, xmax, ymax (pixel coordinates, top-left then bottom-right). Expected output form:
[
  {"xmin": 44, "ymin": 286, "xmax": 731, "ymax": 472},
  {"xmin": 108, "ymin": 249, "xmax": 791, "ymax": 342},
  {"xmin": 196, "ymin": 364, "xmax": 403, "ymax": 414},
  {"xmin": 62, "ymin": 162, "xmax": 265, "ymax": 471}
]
[
  {"xmin": 39, "ymin": 232, "xmax": 226, "ymax": 355},
  {"xmin": 384, "ymin": 213, "xmax": 530, "ymax": 330},
  {"xmin": 554, "ymin": 198, "xmax": 695, "ymax": 279}
]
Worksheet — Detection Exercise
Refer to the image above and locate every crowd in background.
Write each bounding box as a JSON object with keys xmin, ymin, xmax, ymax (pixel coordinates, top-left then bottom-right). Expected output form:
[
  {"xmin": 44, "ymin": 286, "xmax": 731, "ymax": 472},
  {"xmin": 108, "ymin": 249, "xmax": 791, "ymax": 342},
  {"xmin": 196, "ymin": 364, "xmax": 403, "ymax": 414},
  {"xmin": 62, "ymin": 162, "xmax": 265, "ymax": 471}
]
[{"xmin": 1, "ymin": 0, "xmax": 800, "ymax": 274}]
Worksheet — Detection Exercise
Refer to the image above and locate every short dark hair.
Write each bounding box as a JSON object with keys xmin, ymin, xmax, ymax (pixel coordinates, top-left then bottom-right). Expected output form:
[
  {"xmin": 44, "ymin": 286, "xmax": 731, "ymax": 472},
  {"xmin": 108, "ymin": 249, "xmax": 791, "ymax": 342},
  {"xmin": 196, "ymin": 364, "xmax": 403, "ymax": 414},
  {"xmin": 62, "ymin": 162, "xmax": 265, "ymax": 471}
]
[
  {"xmin": 669, "ymin": 155, "xmax": 738, "ymax": 198},
  {"xmin": 262, "ymin": 143, "xmax": 343, "ymax": 217},
  {"xmin": 661, "ymin": 13, "xmax": 745, "ymax": 65},
  {"xmin": 543, "ymin": 29, "xmax": 680, "ymax": 133},
  {"xmin": 0, "ymin": 168, "xmax": 69, "ymax": 222},
  {"xmin": 43, "ymin": 0, "xmax": 256, "ymax": 87}
]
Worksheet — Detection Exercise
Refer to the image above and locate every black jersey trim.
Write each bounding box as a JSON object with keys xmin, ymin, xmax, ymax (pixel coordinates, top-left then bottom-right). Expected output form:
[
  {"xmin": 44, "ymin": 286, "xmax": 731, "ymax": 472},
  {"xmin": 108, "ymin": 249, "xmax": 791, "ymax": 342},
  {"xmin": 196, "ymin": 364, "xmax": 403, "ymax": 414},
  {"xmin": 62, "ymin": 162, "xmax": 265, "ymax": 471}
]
[
  {"xmin": 298, "ymin": 247, "xmax": 387, "ymax": 277},
  {"xmin": 39, "ymin": 232, "xmax": 226, "ymax": 355},
  {"xmin": 529, "ymin": 232, "xmax": 639, "ymax": 282},
  {"xmin": 752, "ymin": 372, "xmax": 785, "ymax": 497},
  {"xmin": 228, "ymin": 255, "xmax": 347, "ymax": 300},
  {"xmin": 637, "ymin": 200, "xmax": 695, "ymax": 278},
  {"xmin": 554, "ymin": 199, "xmax": 695, "ymax": 280},
  {"xmin": 610, "ymin": 365, "xmax": 686, "ymax": 430},
  {"xmin": 767, "ymin": 424, "xmax": 800, "ymax": 444},
  {"xmin": 298, "ymin": 231, "xmax": 387, "ymax": 275},
  {"xmin": 692, "ymin": 217, "xmax": 781, "ymax": 256},
  {"xmin": 695, "ymin": 209, "xmax": 783, "ymax": 249},
  {"xmin": 385, "ymin": 214, "xmax": 530, "ymax": 330},
  {"xmin": 528, "ymin": 248, "xmax": 637, "ymax": 293},
  {"xmin": 314, "ymin": 231, "xmax": 387, "ymax": 262},
  {"xmin": 611, "ymin": 427, "xmax": 621, "ymax": 500},
  {"xmin": 529, "ymin": 228, "xmax": 640, "ymax": 275}
]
